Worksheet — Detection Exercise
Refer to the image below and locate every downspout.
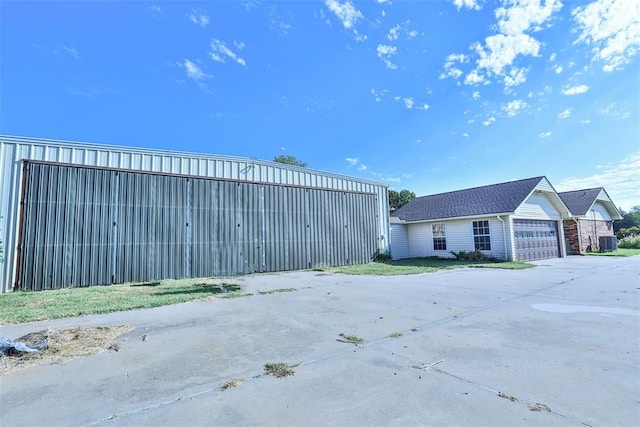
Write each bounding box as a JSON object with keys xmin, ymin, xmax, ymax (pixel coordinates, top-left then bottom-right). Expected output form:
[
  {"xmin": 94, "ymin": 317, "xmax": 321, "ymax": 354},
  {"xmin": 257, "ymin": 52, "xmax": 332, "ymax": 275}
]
[{"xmin": 496, "ymin": 216, "xmax": 508, "ymax": 261}]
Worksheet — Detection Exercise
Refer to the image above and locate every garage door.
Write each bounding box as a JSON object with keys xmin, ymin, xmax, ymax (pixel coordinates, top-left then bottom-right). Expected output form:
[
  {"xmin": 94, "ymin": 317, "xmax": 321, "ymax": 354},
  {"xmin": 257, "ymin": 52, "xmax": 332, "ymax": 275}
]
[{"xmin": 513, "ymin": 220, "xmax": 560, "ymax": 261}]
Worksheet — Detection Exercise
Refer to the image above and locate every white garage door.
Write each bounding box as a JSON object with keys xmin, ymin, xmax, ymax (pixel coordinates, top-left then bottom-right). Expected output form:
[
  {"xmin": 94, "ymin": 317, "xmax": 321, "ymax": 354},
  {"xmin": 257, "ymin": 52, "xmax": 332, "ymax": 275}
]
[{"xmin": 513, "ymin": 220, "xmax": 560, "ymax": 261}]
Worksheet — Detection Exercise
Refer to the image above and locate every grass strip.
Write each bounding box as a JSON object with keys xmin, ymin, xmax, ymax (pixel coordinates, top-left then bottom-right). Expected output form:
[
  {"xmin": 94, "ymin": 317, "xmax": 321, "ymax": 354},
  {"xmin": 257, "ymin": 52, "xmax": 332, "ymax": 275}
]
[
  {"xmin": 584, "ymin": 248, "xmax": 640, "ymax": 257},
  {"xmin": 0, "ymin": 280, "xmax": 241, "ymax": 324},
  {"xmin": 317, "ymin": 257, "xmax": 534, "ymax": 275}
]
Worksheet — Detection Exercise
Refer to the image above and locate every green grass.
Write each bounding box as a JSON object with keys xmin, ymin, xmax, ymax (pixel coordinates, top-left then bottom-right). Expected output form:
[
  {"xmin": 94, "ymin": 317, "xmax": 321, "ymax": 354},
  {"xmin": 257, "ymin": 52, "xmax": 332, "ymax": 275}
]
[
  {"xmin": 337, "ymin": 333, "xmax": 366, "ymax": 346},
  {"xmin": 0, "ymin": 280, "xmax": 243, "ymax": 324},
  {"xmin": 318, "ymin": 257, "xmax": 534, "ymax": 276},
  {"xmin": 264, "ymin": 362, "xmax": 296, "ymax": 378},
  {"xmin": 584, "ymin": 248, "xmax": 640, "ymax": 257},
  {"xmin": 257, "ymin": 288, "xmax": 297, "ymax": 295}
]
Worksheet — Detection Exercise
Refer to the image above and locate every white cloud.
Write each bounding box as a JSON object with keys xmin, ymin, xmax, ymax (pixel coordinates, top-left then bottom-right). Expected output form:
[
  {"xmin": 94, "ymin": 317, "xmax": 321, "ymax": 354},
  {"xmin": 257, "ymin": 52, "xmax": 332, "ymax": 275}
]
[
  {"xmin": 377, "ymin": 0, "xmax": 392, "ymax": 3},
  {"xmin": 403, "ymin": 97, "xmax": 414, "ymax": 109},
  {"xmin": 445, "ymin": 0, "xmax": 562, "ymax": 89},
  {"xmin": 474, "ymin": 33, "xmax": 540, "ymax": 77},
  {"xmin": 465, "ymin": 69, "xmax": 486, "ymax": 85},
  {"xmin": 325, "ymin": 0, "xmax": 363, "ymax": 30},
  {"xmin": 580, "ymin": 119, "xmax": 591, "ymax": 124},
  {"xmin": 210, "ymin": 39, "xmax": 247, "ymax": 66},
  {"xmin": 550, "ymin": 52, "xmax": 557, "ymax": 61},
  {"xmin": 599, "ymin": 102, "xmax": 631, "ymax": 119},
  {"xmin": 502, "ymin": 99, "xmax": 527, "ymax": 117},
  {"xmin": 149, "ymin": 5, "xmax": 164, "ymax": 19},
  {"xmin": 495, "ymin": 0, "xmax": 562, "ymax": 35},
  {"xmin": 377, "ymin": 44, "xmax": 398, "ymax": 69},
  {"xmin": 188, "ymin": 10, "xmax": 210, "ymax": 27},
  {"xmin": 539, "ymin": 131, "xmax": 552, "ymax": 138},
  {"xmin": 463, "ymin": 132, "xmax": 470, "ymax": 137},
  {"xmin": 504, "ymin": 67, "xmax": 527, "ymax": 87},
  {"xmin": 483, "ymin": 116, "xmax": 496, "ymax": 126},
  {"xmin": 554, "ymin": 65, "xmax": 563, "ymax": 73},
  {"xmin": 440, "ymin": 53, "xmax": 468, "ymax": 80},
  {"xmin": 183, "ymin": 59, "xmax": 210, "ymax": 81},
  {"xmin": 179, "ymin": 59, "xmax": 212, "ymax": 93},
  {"xmin": 472, "ymin": 91, "xmax": 481, "ymax": 100},
  {"xmin": 572, "ymin": 0, "xmax": 640, "ymax": 72},
  {"xmin": 556, "ymin": 151, "xmax": 640, "ymax": 210},
  {"xmin": 387, "ymin": 24, "xmax": 400, "ymax": 41},
  {"xmin": 346, "ymin": 157, "xmax": 368, "ymax": 171},
  {"xmin": 453, "ymin": 0, "xmax": 481, "ymax": 11},
  {"xmin": 54, "ymin": 45, "xmax": 81, "ymax": 59},
  {"xmin": 562, "ymin": 84, "xmax": 589, "ymax": 95},
  {"xmin": 558, "ymin": 108, "xmax": 572, "ymax": 119}
]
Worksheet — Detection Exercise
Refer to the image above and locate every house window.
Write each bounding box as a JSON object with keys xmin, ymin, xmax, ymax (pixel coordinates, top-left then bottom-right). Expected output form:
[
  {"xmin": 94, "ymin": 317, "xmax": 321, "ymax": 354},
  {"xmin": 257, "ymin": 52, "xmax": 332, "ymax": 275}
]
[
  {"xmin": 432, "ymin": 223, "xmax": 446, "ymax": 251},
  {"xmin": 473, "ymin": 220, "xmax": 491, "ymax": 250}
]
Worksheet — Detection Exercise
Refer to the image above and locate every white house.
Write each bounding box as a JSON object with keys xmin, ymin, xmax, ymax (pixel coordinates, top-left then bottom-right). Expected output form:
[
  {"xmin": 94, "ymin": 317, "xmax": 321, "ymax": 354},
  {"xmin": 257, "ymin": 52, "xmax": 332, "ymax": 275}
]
[{"xmin": 389, "ymin": 177, "xmax": 572, "ymax": 262}]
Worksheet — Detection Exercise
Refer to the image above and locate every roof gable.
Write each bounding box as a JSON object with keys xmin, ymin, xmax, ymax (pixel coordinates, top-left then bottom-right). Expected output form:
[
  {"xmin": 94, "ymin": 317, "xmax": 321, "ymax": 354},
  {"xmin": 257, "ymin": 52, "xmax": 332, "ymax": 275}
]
[
  {"xmin": 559, "ymin": 188, "xmax": 622, "ymax": 219},
  {"xmin": 392, "ymin": 177, "xmax": 545, "ymax": 222}
]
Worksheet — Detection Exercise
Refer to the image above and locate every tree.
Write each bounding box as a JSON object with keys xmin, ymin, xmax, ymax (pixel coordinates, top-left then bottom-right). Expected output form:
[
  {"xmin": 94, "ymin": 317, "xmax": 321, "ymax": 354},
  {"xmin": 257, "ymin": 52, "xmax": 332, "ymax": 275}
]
[
  {"xmin": 389, "ymin": 189, "xmax": 416, "ymax": 211},
  {"xmin": 614, "ymin": 205, "xmax": 640, "ymax": 235},
  {"xmin": 274, "ymin": 155, "xmax": 307, "ymax": 167}
]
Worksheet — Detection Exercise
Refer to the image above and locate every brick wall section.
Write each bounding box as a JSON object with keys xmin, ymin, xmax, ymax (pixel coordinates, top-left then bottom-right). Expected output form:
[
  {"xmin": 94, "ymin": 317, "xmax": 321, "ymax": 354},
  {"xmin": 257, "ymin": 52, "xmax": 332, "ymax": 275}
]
[
  {"xmin": 563, "ymin": 220, "xmax": 580, "ymax": 254},
  {"xmin": 579, "ymin": 219, "xmax": 614, "ymax": 252}
]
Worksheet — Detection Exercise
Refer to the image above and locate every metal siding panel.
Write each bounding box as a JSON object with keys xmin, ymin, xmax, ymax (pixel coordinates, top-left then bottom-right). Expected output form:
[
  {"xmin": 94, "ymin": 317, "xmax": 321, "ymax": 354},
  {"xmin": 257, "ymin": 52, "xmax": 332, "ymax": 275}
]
[{"xmin": 3, "ymin": 137, "xmax": 388, "ymax": 292}]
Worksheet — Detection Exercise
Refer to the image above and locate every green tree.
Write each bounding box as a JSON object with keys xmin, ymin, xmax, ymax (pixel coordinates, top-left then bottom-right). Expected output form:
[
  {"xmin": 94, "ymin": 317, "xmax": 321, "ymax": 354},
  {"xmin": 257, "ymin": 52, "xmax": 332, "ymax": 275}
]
[
  {"xmin": 614, "ymin": 205, "xmax": 640, "ymax": 235},
  {"xmin": 389, "ymin": 189, "xmax": 416, "ymax": 211},
  {"xmin": 274, "ymin": 155, "xmax": 307, "ymax": 167}
]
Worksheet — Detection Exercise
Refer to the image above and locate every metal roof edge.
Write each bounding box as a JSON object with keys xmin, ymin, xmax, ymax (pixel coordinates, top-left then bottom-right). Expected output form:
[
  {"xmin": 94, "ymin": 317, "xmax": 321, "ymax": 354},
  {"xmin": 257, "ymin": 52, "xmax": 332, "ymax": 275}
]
[{"xmin": 0, "ymin": 134, "xmax": 388, "ymax": 188}]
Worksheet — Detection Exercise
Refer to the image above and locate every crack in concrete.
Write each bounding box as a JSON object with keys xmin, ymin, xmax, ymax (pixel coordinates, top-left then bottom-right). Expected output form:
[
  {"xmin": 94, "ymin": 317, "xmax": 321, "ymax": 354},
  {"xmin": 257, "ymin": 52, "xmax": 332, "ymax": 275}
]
[{"xmin": 88, "ymin": 273, "xmax": 594, "ymax": 425}]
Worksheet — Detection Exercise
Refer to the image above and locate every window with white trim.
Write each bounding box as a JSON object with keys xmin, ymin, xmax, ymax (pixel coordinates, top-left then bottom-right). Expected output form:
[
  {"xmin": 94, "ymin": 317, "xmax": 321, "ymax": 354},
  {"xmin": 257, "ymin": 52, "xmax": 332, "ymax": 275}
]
[
  {"xmin": 473, "ymin": 220, "xmax": 491, "ymax": 250},
  {"xmin": 432, "ymin": 223, "xmax": 446, "ymax": 251}
]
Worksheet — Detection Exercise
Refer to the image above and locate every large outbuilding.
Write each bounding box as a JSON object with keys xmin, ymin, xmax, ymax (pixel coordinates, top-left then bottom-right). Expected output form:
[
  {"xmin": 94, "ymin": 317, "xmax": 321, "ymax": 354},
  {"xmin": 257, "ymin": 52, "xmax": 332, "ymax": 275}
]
[{"xmin": 0, "ymin": 135, "xmax": 390, "ymax": 292}]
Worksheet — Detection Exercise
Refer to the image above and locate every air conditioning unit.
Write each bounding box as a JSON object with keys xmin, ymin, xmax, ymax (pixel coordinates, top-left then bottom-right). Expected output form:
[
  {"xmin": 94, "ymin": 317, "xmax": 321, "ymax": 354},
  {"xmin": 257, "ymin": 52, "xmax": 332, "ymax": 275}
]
[{"xmin": 599, "ymin": 236, "xmax": 617, "ymax": 252}]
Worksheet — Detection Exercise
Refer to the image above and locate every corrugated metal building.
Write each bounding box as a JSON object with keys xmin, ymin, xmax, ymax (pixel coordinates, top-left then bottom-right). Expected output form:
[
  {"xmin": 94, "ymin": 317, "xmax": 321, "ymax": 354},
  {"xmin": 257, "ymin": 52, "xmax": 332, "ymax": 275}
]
[{"xmin": 0, "ymin": 135, "xmax": 389, "ymax": 292}]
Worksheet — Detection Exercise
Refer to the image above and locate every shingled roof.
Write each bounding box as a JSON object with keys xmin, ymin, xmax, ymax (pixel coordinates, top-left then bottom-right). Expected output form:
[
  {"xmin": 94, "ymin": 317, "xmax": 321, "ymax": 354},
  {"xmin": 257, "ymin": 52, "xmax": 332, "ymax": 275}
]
[
  {"xmin": 391, "ymin": 176, "xmax": 545, "ymax": 222},
  {"xmin": 557, "ymin": 188, "xmax": 603, "ymax": 216}
]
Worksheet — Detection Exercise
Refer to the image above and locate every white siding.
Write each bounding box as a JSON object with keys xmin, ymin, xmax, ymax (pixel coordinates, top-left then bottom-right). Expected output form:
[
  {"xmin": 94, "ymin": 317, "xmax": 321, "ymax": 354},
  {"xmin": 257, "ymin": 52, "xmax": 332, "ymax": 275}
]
[
  {"xmin": 514, "ymin": 193, "xmax": 562, "ymax": 220},
  {"xmin": 407, "ymin": 223, "xmax": 431, "ymax": 258},
  {"xmin": 590, "ymin": 201, "xmax": 613, "ymax": 221},
  {"xmin": 404, "ymin": 217, "xmax": 508, "ymax": 260},
  {"xmin": 390, "ymin": 224, "xmax": 409, "ymax": 260},
  {"xmin": 535, "ymin": 177, "xmax": 556, "ymax": 193}
]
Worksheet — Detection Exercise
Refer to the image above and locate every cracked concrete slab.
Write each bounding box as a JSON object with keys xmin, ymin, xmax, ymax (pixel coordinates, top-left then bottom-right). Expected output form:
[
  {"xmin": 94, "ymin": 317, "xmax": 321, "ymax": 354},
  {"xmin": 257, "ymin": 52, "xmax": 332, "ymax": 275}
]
[{"xmin": 1, "ymin": 255, "xmax": 638, "ymax": 426}]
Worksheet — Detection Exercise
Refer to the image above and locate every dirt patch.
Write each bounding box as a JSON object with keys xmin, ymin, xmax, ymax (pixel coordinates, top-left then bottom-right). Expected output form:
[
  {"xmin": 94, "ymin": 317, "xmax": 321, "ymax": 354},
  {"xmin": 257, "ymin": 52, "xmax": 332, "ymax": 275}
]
[{"xmin": 0, "ymin": 325, "xmax": 133, "ymax": 375}]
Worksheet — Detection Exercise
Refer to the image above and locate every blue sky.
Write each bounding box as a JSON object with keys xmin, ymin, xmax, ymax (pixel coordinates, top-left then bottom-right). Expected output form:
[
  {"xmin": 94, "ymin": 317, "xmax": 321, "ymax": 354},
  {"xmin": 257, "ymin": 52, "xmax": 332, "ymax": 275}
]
[{"xmin": 1, "ymin": 0, "xmax": 638, "ymax": 209}]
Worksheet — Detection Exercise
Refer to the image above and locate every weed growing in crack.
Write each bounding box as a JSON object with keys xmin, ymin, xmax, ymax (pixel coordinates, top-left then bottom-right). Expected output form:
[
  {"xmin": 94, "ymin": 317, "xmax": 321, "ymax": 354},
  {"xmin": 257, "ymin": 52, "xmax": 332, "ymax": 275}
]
[
  {"xmin": 264, "ymin": 362, "xmax": 296, "ymax": 378},
  {"xmin": 337, "ymin": 333, "xmax": 366, "ymax": 346}
]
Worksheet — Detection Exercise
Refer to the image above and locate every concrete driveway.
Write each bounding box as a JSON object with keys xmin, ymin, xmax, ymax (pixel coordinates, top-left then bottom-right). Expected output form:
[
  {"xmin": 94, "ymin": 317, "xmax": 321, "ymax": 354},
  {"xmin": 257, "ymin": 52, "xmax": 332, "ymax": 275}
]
[{"xmin": 1, "ymin": 256, "xmax": 639, "ymax": 426}]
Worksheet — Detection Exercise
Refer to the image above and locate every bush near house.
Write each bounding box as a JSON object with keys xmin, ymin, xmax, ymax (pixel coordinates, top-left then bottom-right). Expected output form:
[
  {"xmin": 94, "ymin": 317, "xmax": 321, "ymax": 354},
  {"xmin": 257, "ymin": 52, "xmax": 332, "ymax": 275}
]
[
  {"xmin": 616, "ymin": 226, "xmax": 640, "ymax": 240},
  {"xmin": 618, "ymin": 235, "xmax": 640, "ymax": 249},
  {"xmin": 449, "ymin": 250, "xmax": 498, "ymax": 262}
]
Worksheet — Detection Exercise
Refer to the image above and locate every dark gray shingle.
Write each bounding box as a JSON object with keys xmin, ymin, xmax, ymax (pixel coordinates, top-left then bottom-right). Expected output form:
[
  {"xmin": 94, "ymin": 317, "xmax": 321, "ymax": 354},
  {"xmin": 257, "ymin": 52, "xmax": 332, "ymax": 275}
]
[
  {"xmin": 391, "ymin": 177, "xmax": 544, "ymax": 222},
  {"xmin": 558, "ymin": 188, "xmax": 602, "ymax": 216}
]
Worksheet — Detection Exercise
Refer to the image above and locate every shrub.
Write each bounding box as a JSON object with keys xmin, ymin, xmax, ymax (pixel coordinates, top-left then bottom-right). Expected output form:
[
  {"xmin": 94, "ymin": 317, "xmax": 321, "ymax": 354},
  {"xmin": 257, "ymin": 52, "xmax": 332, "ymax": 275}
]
[
  {"xmin": 374, "ymin": 251, "xmax": 392, "ymax": 263},
  {"xmin": 617, "ymin": 226, "xmax": 640, "ymax": 239},
  {"xmin": 450, "ymin": 250, "xmax": 488, "ymax": 261},
  {"xmin": 618, "ymin": 235, "xmax": 640, "ymax": 249}
]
